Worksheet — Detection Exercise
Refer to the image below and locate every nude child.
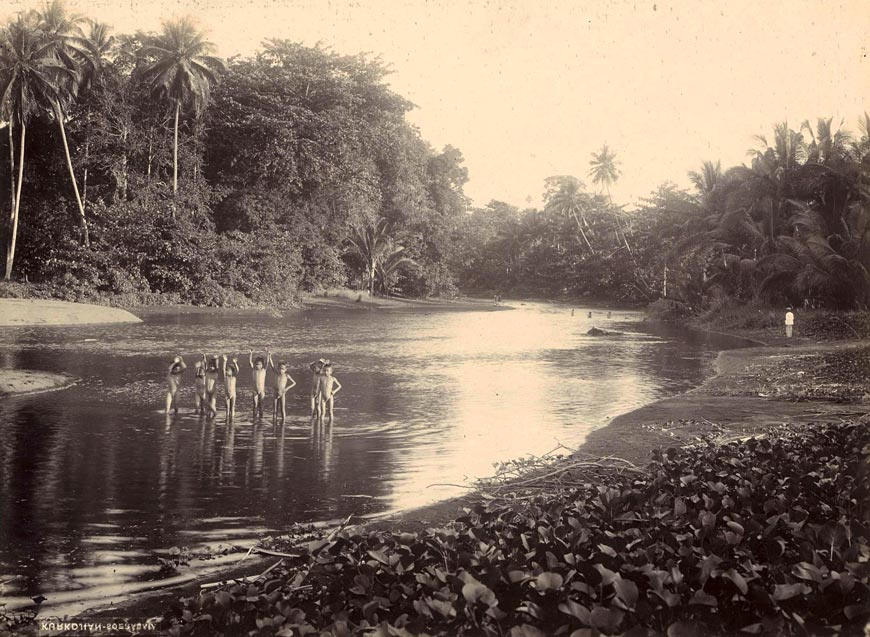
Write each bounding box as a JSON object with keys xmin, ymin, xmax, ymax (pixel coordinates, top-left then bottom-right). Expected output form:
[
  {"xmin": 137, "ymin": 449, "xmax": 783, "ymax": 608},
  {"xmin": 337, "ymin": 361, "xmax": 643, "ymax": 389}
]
[
  {"xmin": 204, "ymin": 354, "xmax": 220, "ymax": 418},
  {"xmin": 249, "ymin": 350, "xmax": 268, "ymax": 417},
  {"xmin": 270, "ymin": 353, "xmax": 296, "ymax": 421},
  {"xmin": 315, "ymin": 363, "xmax": 341, "ymax": 425},
  {"xmin": 164, "ymin": 355, "xmax": 187, "ymax": 414},
  {"xmin": 193, "ymin": 355, "xmax": 207, "ymax": 415},
  {"xmin": 222, "ymin": 354, "xmax": 240, "ymax": 420},
  {"xmin": 308, "ymin": 358, "xmax": 327, "ymax": 418}
]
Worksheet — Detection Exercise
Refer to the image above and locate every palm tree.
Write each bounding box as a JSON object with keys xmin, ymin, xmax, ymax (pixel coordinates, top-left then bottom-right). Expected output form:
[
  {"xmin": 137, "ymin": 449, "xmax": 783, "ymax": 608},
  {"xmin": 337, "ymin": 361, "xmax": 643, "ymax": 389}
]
[
  {"xmin": 74, "ymin": 19, "xmax": 114, "ymax": 209},
  {"xmin": 347, "ymin": 218, "xmax": 390, "ymax": 297},
  {"xmin": 36, "ymin": 0, "xmax": 91, "ymax": 245},
  {"xmin": 588, "ymin": 144, "xmax": 631, "ymax": 253},
  {"xmin": 588, "ymin": 144, "xmax": 620, "ymax": 198},
  {"xmin": 374, "ymin": 239, "xmax": 416, "ymax": 295},
  {"xmin": 137, "ymin": 17, "xmax": 224, "ymax": 211},
  {"xmin": 544, "ymin": 178, "xmax": 595, "ymax": 253},
  {"xmin": 0, "ymin": 14, "xmax": 72, "ymax": 279},
  {"xmin": 730, "ymin": 122, "xmax": 806, "ymax": 255},
  {"xmin": 688, "ymin": 160, "xmax": 722, "ymax": 208}
]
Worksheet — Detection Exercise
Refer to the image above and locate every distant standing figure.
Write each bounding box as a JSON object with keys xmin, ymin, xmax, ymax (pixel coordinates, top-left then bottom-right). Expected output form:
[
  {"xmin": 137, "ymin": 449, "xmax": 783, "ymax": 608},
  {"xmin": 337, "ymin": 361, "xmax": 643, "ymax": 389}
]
[
  {"xmin": 222, "ymin": 354, "xmax": 240, "ymax": 420},
  {"xmin": 193, "ymin": 358, "xmax": 207, "ymax": 415},
  {"xmin": 271, "ymin": 353, "xmax": 297, "ymax": 421},
  {"xmin": 315, "ymin": 363, "xmax": 342, "ymax": 425},
  {"xmin": 785, "ymin": 308, "xmax": 795, "ymax": 338},
  {"xmin": 249, "ymin": 350, "xmax": 268, "ymax": 417},
  {"xmin": 165, "ymin": 355, "xmax": 187, "ymax": 414},
  {"xmin": 607, "ymin": 311, "xmax": 612, "ymax": 319},
  {"xmin": 587, "ymin": 311, "xmax": 592, "ymax": 319}
]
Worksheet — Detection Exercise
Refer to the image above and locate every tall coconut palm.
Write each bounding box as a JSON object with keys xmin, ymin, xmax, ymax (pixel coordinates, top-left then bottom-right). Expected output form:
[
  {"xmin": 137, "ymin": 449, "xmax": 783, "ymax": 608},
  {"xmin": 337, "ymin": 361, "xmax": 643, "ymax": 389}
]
[
  {"xmin": 137, "ymin": 17, "xmax": 224, "ymax": 212},
  {"xmin": 0, "ymin": 14, "xmax": 72, "ymax": 279},
  {"xmin": 588, "ymin": 144, "xmax": 631, "ymax": 253},
  {"xmin": 588, "ymin": 144, "xmax": 620, "ymax": 199},
  {"xmin": 35, "ymin": 0, "xmax": 91, "ymax": 245},
  {"xmin": 730, "ymin": 122, "xmax": 806, "ymax": 254},
  {"xmin": 74, "ymin": 19, "xmax": 114, "ymax": 209}
]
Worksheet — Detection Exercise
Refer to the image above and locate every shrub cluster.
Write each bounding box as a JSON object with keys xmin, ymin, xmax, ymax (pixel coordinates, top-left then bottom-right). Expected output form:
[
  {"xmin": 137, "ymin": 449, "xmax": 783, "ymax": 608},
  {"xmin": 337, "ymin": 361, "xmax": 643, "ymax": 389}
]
[{"xmin": 159, "ymin": 421, "xmax": 870, "ymax": 636}]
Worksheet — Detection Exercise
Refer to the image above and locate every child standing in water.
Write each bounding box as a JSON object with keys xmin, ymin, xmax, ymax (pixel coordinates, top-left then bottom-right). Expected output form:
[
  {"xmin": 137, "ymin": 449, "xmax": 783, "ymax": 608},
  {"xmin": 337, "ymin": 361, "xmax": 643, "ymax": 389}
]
[
  {"xmin": 315, "ymin": 363, "xmax": 341, "ymax": 425},
  {"xmin": 165, "ymin": 355, "xmax": 187, "ymax": 414},
  {"xmin": 308, "ymin": 359, "xmax": 327, "ymax": 418},
  {"xmin": 249, "ymin": 350, "xmax": 268, "ymax": 417},
  {"xmin": 204, "ymin": 354, "xmax": 220, "ymax": 418},
  {"xmin": 222, "ymin": 354, "xmax": 240, "ymax": 420},
  {"xmin": 270, "ymin": 353, "xmax": 296, "ymax": 421},
  {"xmin": 193, "ymin": 357, "xmax": 207, "ymax": 415}
]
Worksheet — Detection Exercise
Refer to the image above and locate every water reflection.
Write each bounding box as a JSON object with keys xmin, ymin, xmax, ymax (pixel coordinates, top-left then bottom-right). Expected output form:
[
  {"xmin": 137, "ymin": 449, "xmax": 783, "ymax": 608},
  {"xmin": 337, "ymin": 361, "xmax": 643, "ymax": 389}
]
[{"xmin": 0, "ymin": 303, "xmax": 751, "ymax": 606}]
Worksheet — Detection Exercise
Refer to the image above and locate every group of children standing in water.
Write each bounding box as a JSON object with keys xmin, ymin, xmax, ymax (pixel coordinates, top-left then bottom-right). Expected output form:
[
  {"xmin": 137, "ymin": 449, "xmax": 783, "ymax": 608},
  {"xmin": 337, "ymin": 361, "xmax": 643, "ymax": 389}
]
[{"xmin": 164, "ymin": 352, "xmax": 341, "ymax": 424}]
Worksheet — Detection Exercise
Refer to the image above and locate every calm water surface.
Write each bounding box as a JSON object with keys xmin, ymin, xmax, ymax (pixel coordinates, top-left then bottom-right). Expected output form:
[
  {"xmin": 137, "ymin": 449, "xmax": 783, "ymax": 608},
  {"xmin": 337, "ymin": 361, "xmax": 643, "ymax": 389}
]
[{"xmin": 0, "ymin": 302, "xmax": 749, "ymax": 610}]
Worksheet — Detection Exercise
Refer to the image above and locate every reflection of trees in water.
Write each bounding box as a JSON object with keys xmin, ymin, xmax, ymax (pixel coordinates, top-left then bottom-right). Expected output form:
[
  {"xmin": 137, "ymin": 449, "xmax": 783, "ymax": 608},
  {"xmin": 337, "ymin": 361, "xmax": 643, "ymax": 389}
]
[
  {"xmin": 218, "ymin": 422, "xmax": 235, "ymax": 485},
  {"xmin": 0, "ymin": 403, "xmax": 66, "ymax": 592}
]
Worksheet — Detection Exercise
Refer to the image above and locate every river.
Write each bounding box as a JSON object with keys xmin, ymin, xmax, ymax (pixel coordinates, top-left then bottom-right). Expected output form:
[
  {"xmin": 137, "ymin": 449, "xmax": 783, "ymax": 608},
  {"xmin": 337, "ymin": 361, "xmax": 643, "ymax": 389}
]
[{"xmin": 0, "ymin": 302, "xmax": 748, "ymax": 611}]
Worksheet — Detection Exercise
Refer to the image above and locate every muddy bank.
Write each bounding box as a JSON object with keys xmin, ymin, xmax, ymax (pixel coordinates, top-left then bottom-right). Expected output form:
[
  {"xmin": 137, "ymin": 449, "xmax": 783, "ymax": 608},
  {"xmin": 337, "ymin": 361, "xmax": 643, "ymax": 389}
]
[{"xmin": 0, "ymin": 299, "xmax": 141, "ymax": 327}]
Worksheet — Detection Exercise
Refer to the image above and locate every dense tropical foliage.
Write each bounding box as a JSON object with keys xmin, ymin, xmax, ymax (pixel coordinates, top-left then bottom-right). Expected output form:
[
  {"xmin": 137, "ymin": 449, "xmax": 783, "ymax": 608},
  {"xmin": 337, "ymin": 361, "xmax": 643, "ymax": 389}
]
[
  {"xmin": 0, "ymin": 4, "xmax": 466, "ymax": 304},
  {"xmin": 456, "ymin": 119, "xmax": 870, "ymax": 310},
  {"xmin": 0, "ymin": 3, "xmax": 867, "ymax": 310}
]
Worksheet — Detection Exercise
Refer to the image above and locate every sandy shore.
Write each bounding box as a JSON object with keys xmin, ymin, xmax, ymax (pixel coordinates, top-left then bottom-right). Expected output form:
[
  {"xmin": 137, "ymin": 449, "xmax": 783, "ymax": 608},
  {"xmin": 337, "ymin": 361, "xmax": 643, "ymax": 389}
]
[
  {"xmin": 0, "ymin": 299, "xmax": 140, "ymax": 398},
  {"xmin": 0, "ymin": 298, "xmax": 141, "ymax": 327},
  {"xmin": 0, "ymin": 369, "xmax": 75, "ymax": 397}
]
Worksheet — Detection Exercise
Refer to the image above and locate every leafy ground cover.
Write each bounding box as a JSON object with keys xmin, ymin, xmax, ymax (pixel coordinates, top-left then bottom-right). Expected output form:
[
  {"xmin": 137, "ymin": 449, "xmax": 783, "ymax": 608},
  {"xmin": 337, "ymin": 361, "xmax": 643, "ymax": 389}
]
[
  {"xmin": 701, "ymin": 346, "xmax": 870, "ymax": 404},
  {"xmin": 151, "ymin": 420, "xmax": 870, "ymax": 636}
]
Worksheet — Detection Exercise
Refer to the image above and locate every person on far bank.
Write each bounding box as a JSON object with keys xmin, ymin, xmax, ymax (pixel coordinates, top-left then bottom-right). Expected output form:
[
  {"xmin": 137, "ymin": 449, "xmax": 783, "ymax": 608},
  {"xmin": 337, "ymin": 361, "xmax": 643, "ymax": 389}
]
[
  {"xmin": 785, "ymin": 307, "xmax": 795, "ymax": 338},
  {"xmin": 315, "ymin": 363, "xmax": 342, "ymax": 425},
  {"xmin": 249, "ymin": 349, "xmax": 269, "ymax": 417},
  {"xmin": 165, "ymin": 355, "xmax": 187, "ymax": 414},
  {"xmin": 222, "ymin": 354, "xmax": 240, "ymax": 420},
  {"xmin": 270, "ymin": 353, "xmax": 297, "ymax": 421}
]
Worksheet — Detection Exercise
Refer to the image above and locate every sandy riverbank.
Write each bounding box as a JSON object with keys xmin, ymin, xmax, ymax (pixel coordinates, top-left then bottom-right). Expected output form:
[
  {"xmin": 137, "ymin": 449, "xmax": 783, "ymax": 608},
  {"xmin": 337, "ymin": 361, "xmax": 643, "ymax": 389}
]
[
  {"xmin": 0, "ymin": 299, "xmax": 141, "ymax": 398},
  {"xmin": 69, "ymin": 329, "xmax": 868, "ymax": 624},
  {"xmin": 0, "ymin": 370, "xmax": 75, "ymax": 397},
  {"xmin": 0, "ymin": 298, "xmax": 141, "ymax": 327}
]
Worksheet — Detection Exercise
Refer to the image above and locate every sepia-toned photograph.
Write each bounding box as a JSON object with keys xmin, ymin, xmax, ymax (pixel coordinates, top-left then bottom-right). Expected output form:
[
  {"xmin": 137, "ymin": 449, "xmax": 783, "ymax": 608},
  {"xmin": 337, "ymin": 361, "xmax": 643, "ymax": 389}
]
[{"xmin": 0, "ymin": 0, "xmax": 868, "ymax": 635}]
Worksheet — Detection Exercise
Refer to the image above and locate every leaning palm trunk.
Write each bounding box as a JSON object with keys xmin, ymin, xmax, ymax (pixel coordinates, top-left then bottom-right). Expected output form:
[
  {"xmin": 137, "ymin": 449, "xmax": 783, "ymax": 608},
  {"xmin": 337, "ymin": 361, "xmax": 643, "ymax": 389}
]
[
  {"xmin": 569, "ymin": 210, "xmax": 595, "ymax": 254},
  {"xmin": 174, "ymin": 103, "xmax": 180, "ymax": 177},
  {"xmin": 55, "ymin": 104, "xmax": 89, "ymax": 247},
  {"xmin": 5, "ymin": 123, "xmax": 25, "ymax": 281},
  {"xmin": 171, "ymin": 102, "xmax": 180, "ymax": 219},
  {"xmin": 8, "ymin": 122, "xmax": 15, "ymax": 224}
]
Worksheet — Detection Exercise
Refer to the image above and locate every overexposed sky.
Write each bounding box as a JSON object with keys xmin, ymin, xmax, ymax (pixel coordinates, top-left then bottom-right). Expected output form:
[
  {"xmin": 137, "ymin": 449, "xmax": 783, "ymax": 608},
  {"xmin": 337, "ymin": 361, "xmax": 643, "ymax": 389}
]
[{"xmin": 3, "ymin": 0, "xmax": 868, "ymax": 208}]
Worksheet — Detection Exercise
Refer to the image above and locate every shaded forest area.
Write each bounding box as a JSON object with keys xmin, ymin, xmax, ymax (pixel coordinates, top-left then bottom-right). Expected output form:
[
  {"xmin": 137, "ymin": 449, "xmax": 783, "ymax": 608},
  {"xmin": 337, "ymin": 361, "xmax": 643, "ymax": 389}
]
[{"xmin": 1, "ymin": 3, "xmax": 868, "ymax": 312}]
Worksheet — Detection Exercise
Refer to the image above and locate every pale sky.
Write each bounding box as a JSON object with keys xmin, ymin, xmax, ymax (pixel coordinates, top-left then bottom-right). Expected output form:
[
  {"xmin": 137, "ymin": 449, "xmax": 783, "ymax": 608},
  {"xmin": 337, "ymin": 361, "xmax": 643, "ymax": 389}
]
[{"xmin": 3, "ymin": 0, "xmax": 869, "ymax": 208}]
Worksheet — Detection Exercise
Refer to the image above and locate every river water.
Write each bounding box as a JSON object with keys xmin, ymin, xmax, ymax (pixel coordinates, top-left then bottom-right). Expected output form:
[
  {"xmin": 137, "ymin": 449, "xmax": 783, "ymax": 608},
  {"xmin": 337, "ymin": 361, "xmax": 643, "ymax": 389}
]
[{"xmin": 0, "ymin": 302, "xmax": 748, "ymax": 610}]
